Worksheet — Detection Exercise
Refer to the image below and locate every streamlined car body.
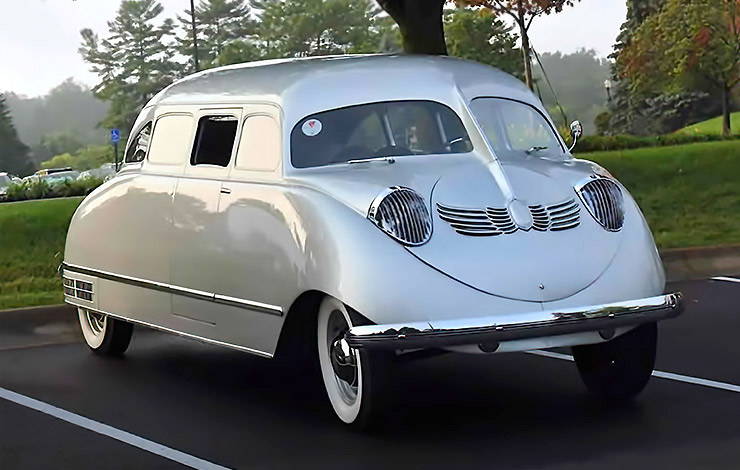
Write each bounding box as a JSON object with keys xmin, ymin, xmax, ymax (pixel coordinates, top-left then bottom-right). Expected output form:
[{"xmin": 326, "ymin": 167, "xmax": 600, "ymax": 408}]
[{"xmin": 62, "ymin": 55, "xmax": 683, "ymax": 428}]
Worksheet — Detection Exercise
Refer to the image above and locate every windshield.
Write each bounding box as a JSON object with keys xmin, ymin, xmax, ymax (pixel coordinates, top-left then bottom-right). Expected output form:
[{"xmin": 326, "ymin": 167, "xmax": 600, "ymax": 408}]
[
  {"xmin": 470, "ymin": 98, "xmax": 565, "ymax": 161},
  {"xmin": 291, "ymin": 100, "xmax": 473, "ymax": 168}
]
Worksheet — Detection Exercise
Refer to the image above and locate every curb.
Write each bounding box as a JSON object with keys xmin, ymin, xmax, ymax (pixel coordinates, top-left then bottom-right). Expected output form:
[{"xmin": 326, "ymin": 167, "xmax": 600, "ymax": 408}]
[{"xmin": 660, "ymin": 244, "xmax": 740, "ymax": 282}]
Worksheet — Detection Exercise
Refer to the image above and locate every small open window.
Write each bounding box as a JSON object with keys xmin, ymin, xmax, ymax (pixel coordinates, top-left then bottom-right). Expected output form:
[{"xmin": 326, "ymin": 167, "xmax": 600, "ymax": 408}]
[
  {"xmin": 125, "ymin": 122, "xmax": 151, "ymax": 163},
  {"xmin": 191, "ymin": 115, "xmax": 238, "ymax": 167}
]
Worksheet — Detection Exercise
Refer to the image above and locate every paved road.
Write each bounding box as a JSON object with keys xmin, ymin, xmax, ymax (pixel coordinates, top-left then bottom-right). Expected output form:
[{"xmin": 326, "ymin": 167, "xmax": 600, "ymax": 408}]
[{"xmin": 0, "ymin": 278, "xmax": 738, "ymax": 469}]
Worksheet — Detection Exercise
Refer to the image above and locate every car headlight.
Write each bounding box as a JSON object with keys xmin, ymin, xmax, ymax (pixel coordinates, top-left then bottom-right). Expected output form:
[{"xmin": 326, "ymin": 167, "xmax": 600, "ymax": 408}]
[
  {"xmin": 576, "ymin": 177, "xmax": 624, "ymax": 231},
  {"xmin": 368, "ymin": 186, "xmax": 432, "ymax": 246}
]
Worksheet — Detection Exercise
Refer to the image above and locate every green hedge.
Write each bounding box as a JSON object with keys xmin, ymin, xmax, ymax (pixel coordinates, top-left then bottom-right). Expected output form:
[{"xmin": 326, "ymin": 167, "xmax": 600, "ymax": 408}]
[
  {"xmin": 3, "ymin": 177, "xmax": 104, "ymax": 203},
  {"xmin": 575, "ymin": 133, "xmax": 740, "ymax": 153}
]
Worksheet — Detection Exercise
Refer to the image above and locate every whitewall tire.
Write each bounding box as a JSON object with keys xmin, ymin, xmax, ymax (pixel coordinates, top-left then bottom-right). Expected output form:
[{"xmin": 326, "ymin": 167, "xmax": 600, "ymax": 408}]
[
  {"xmin": 78, "ymin": 308, "xmax": 133, "ymax": 356},
  {"xmin": 317, "ymin": 296, "xmax": 392, "ymax": 429}
]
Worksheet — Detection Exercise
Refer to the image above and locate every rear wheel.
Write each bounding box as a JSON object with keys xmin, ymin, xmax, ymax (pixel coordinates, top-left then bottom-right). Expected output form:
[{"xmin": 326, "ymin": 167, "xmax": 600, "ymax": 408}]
[
  {"xmin": 78, "ymin": 308, "xmax": 133, "ymax": 356},
  {"xmin": 317, "ymin": 296, "xmax": 392, "ymax": 429},
  {"xmin": 572, "ymin": 322, "xmax": 657, "ymax": 401}
]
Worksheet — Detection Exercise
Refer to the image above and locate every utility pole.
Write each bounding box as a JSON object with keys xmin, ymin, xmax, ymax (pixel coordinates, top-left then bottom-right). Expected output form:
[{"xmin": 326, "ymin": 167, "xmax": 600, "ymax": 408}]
[{"xmin": 189, "ymin": 0, "xmax": 200, "ymax": 72}]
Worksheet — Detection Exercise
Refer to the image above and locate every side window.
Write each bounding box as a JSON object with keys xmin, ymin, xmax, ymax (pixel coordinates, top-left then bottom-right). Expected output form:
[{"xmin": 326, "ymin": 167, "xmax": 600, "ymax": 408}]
[
  {"xmin": 148, "ymin": 114, "xmax": 194, "ymax": 165},
  {"xmin": 191, "ymin": 115, "xmax": 238, "ymax": 167},
  {"xmin": 235, "ymin": 115, "xmax": 281, "ymax": 171},
  {"xmin": 125, "ymin": 122, "xmax": 151, "ymax": 163}
]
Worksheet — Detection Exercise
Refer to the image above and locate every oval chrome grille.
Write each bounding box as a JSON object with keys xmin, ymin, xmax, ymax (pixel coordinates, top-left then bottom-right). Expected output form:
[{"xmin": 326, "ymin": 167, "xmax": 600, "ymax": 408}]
[
  {"xmin": 437, "ymin": 198, "xmax": 580, "ymax": 236},
  {"xmin": 577, "ymin": 178, "xmax": 624, "ymax": 231},
  {"xmin": 369, "ymin": 187, "xmax": 432, "ymax": 245}
]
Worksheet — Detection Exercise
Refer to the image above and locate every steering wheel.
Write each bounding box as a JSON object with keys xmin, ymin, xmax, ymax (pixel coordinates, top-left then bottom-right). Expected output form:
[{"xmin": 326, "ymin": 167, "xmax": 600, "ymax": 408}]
[{"xmin": 373, "ymin": 145, "xmax": 412, "ymax": 157}]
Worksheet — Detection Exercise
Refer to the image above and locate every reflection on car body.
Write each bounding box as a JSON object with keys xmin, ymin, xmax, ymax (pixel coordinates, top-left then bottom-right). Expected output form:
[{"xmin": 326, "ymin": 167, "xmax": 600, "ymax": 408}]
[{"xmin": 61, "ymin": 55, "xmax": 683, "ymax": 428}]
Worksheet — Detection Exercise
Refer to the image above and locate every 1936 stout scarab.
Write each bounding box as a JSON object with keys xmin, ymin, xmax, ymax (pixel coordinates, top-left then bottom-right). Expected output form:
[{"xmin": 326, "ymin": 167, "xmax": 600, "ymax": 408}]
[{"xmin": 62, "ymin": 55, "xmax": 683, "ymax": 428}]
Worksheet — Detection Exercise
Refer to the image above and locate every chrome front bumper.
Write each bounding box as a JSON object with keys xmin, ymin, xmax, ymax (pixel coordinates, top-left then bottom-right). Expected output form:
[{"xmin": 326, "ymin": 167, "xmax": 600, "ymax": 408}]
[{"xmin": 346, "ymin": 293, "xmax": 683, "ymax": 350}]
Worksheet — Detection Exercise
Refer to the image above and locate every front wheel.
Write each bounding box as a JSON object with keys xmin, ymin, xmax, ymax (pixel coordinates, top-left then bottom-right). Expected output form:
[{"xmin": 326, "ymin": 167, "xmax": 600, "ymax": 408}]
[
  {"xmin": 572, "ymin": 322, "xmax": 657, "ymax": 401},
  {"xmin": 78, "ymin": 308, "xmax": 133, "ymax": 356},
  {"xmin": 317, "ymin": 296, "xmax": 392, "ymax": 429}
]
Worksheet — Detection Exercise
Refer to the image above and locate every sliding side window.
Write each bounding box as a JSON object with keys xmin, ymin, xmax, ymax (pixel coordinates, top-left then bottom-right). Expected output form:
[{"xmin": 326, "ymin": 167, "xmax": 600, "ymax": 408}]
[{"xmin": 191, "ymin": 115, "xmax": 238, "ymax": 167}]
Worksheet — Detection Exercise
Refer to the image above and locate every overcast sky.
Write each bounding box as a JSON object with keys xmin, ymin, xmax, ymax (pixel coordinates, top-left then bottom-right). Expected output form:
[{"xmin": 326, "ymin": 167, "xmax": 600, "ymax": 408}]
[{"xmin": 0, "ymin": 0, "xmax": 627, "ymax": 98}]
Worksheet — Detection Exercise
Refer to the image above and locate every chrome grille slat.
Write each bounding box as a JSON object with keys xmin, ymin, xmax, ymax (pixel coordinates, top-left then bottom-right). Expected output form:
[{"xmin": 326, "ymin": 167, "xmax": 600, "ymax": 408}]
[
  {"xmin": 438, "ymin": 198, "xmax": 580, "ymax": 236},
  {"xmin": 369, "ymin": 187, "xmax": 432, "ymax": 245},
  {"xmin": 577, "ymin": 178, "xmax": 624, "ymax": 231}
]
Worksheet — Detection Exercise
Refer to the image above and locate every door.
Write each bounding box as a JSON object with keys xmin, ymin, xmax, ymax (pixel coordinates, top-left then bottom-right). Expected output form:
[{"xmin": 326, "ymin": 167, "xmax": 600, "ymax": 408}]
[{"xmin": 170, "ymin": 108, "xmax": 242, "ymax": 333}]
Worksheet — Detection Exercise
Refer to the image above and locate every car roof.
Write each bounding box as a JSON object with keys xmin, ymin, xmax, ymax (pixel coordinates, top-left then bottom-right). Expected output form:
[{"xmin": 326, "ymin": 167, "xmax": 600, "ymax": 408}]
[{"xmin": 148, "ymin": 54, "xmax": 538, "ymax": 128}]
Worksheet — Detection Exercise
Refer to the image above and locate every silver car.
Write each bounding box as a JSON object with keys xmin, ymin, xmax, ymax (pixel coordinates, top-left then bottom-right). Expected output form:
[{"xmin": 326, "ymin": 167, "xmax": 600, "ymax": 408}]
[{"xmin": 61, "ymin": 55, "xmax": 683, "ymax": 428}]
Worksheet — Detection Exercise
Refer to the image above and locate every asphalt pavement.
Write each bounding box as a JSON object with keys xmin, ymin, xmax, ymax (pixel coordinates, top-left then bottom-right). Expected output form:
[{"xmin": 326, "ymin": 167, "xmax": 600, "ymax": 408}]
[{"xmin": 0, "ymin": 277, "xmax": 738, "ymax": 469}]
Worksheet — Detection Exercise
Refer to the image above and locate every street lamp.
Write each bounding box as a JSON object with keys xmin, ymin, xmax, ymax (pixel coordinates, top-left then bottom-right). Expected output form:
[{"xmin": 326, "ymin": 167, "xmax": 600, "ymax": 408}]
[{"xmin": 604, "ymin": 79, "xmax": 613, "ymax": 102}]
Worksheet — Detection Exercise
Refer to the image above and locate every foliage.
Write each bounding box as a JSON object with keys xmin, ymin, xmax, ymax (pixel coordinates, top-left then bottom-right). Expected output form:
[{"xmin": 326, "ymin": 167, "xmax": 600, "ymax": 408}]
[
  {"xmin": 251, "ymin": 0, "xmax": 383, "ymax": 58},
  {"xmin": 176, "ymin": 0, "xmax": 254, "ymax": 71},
  {"xmin": 41, "ymin": 145, "xmax": 114, "ymax": 172},
  {"xmin": 4, "ymin": 79, "xmax": 109, "ymax": 166},
  {"xmin": 444, "ymin": 7, "xmax": 522, "ymax": 77},
  {"xmin": 583, "ymin": 140, "xmax": 740, "ymax": 249},
  {"xmin": 3, "ymin": 177, "xmax": 104, "ymax": 203},
  {"xmin": 607, "ymin": 0, "xmax": 665, "ymax": 135},
  {"xmin": 594, "ymin": 111, "xmax": 611, "ymax": 136},
  {"xmin": 80, "ymin": 0, "xmax": 179, "ymax": 133},
  {"xmin": 466, "ymin": 0, "xmax": 582, "ymax": 89},
  {"xmin": 619, "ymin": 0, "xmax": 739, "ymax": 136},
  {"xmin": 533, "ymin": 49, "xmax": 610, "ymax": 133},
  {"xmin": 677, "ymin": 111, "xmax": 740, "ymax": 136},
  {"xmin": 0, "ymin": 94, "xmax": 34, "ymax": 176},
  {"xmin": 0, "ymin": 197, "xmax": 83, "ymax": 310},
  {"xmin": 575, "ymin": 132, "xmax": 739, "ymax": 153}
]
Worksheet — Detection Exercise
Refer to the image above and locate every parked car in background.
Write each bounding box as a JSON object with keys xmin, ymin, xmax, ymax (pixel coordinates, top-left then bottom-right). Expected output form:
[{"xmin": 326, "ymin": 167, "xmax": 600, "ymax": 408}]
[
  {"xmin": 0, "ymin": 172, "xmax": 12, "ymax": 200},
  {"xmin": 78, "ymin": 163, "xmax": 116, "ymax": 181},
  {"xmin": 44, "ymin": 170, "xmax": 81, "ymax": 185},
  {"xmin": 62, "ymin": 55, "xmax": 683, "ymax": 429}
]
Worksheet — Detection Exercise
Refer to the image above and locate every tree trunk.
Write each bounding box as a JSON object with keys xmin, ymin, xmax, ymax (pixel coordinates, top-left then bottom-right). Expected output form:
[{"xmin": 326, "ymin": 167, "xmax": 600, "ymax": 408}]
[
  {"xmin": 517, "ymin": 9, "xmax": 534, "ymax": 91},
  {"xmin": 377, "ymin": 0, "xmax": 447, "ymax": 55},
  {"xmin": 721, "ymin": 84, "xmax": 731, "ymax": 137},
  {"xmin": 189, "ymin": 0, "xmax": 200, "ymax": 72}
]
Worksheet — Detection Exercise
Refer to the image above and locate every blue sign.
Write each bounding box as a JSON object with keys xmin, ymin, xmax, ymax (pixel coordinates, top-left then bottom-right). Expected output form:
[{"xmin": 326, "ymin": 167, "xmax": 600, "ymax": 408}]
[{"xmin": 110, "ymin": 128, "xmax": 121, "ymax": 144}]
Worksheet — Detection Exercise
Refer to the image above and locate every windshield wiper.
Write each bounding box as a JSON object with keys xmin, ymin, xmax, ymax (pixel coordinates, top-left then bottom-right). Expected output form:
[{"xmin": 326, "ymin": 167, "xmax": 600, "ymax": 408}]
[
  {"xmin": 525, "ymin": 146, "xmax": 549, "ymax": 154},
  {"xmin": 346, "ymin": 156, "xmax": 396, "ymax": 165}
]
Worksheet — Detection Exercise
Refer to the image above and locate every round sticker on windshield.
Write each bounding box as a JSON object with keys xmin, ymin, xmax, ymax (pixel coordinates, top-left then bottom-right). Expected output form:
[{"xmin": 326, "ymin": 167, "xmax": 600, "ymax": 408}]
[{"xmin": 301, "ymin": 119, "xmax": 322, "ymax": 137}]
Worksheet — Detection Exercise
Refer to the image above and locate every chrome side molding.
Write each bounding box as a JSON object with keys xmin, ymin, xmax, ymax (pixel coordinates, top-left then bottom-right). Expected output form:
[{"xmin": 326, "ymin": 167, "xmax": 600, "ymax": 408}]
[{"xmin": 61, "ymin": 262, "xmax": 284, "ymax": 316}]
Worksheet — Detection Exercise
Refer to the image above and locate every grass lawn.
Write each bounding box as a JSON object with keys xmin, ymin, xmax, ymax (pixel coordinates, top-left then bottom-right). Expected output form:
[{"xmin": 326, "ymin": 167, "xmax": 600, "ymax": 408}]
[
  {"xmin": 677, "ymin": 112, "xmax": 739, "ymax": 136},
  {"xmin": 1, "ymin": 140, "xmax": 739, "ymax": 309},
  {"xmin": 0, "ymin": 197, "xmax": 83, "ymax": 310},
  {"xmin": 582, "ymin": 140, "xmax": 740, "ymax": 249}
]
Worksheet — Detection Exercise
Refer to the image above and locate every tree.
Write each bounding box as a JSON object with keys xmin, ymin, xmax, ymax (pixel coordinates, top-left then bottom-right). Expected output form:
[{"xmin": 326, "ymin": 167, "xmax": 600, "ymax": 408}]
[
  {"xmin": 376, "ymin": 0, "xmax": 447, "ymax": 54},
  {"xmin": 80, "ymin": 0, "xmax": 178, "ymax": 132},
  {"xmin": 533, "ymin": 49, "xmax": 611, "ymax": 133},
  {"xmin": 176, "ymin": 0, "xmax": 254, "ymax": 70},
  {"xmin": 607, "ymin": 0, "xmax": 665, "ymax": 135},
  {"xmin": 466, "ymin": 1, "xmax": 582, "ymax": 90},
  {"xmin": 620, "ymin": 0, "xmax": 739, "ymax": 136},
  {"xmin": 252, "ymin": 0, "xmax": 383, "ymax": 58},
  {"xmin": 0, "ymin": 94, "xmax": 34, "ymax": 176},
  {"xmin": 444, "ymin": 7, "xmax": 522, "ymax": 77},
  {"xmin": 41, "ymin": 145, "xmax": 114, "ymax": 171}
]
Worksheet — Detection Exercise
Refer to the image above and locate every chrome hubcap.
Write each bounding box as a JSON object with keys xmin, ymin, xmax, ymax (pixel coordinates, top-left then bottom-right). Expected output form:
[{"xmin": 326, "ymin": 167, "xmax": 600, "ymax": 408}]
[
  {"xmin": 86, "ymin": 310, "xmax": 106, "ymax": 336},
  {"xmin": 327, "ymin": 310, "xmax": 358, "ymax": 404}
]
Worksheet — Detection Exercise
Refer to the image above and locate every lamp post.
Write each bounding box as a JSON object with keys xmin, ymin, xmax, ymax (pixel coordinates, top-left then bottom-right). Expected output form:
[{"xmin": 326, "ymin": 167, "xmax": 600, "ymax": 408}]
[{"xmin": 604, "ymin": 79, "xmax": 613, "ymax": 103}]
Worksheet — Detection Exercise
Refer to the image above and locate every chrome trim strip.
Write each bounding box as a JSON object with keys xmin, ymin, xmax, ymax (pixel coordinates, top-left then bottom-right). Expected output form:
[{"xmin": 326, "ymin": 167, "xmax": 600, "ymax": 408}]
[
  {"xmin": 61, "ymin": 262, "xmax": 283, "ymax": 316},
  {"xmin": 346, "ymin": 293, "xmax": 683, "ymax": 350},
  {"xmin": 66, "ymin": 301, "xmax": 273, "ymax": 358}
]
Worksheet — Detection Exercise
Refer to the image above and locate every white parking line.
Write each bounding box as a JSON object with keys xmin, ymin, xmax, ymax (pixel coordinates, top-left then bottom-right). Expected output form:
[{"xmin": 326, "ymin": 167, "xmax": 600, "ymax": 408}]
[
  {"xmin": 526, "ymin": 350, "xmax": 740, "ymax": 394},
  {"xmin": 0, "ymin": 386, "xmax": 231, "ymax": 470},
  {"xmin": 711, "ymin": 276, "xmax": 740, "ymax": 284}
]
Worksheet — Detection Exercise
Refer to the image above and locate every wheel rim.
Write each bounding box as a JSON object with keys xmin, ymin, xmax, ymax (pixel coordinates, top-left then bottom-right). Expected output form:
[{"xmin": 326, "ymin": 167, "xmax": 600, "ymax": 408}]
[
  {"xmin": 327, "ymin": 310, "xmax": 359, "ymax": 405},
  {"xmin": 317, "ymin": 297, "xmax": 363, "ymax": 424},
  {"xmin": 86, "ymin": 311, "xmax": 106, "ymax": 336},
  {"xmin": 78, "ymin": 307, "xmax": 107, "ymax": 349}
]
